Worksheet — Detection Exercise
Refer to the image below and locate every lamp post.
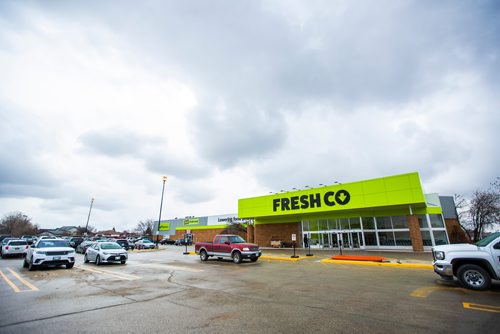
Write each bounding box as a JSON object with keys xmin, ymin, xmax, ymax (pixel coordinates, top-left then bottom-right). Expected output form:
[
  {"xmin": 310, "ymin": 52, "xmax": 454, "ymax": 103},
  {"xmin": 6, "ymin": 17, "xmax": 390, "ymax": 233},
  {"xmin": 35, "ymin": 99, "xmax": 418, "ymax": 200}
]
[
  {"xmin": 156, "ymin": 176, "xmax": 168, "ymax": 248},
  {"xmin": 85, "ymin": 198, "xmax": 95, "ymax": 236}
]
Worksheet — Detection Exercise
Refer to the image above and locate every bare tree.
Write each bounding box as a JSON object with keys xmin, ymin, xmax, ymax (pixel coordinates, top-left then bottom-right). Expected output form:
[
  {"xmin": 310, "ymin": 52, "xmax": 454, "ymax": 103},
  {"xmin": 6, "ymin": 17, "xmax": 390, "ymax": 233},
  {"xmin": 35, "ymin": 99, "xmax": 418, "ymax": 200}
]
[
  {"xmin": 135, "ymin": 219, "xmax": 154, "ymax": 237},
  {"xmin": 0, "ymin": 212, "xmax": 39, "ymax": 236},
  {"xmin": 464, "ymin": 179, "xmax": 500, "ymax": 242}
]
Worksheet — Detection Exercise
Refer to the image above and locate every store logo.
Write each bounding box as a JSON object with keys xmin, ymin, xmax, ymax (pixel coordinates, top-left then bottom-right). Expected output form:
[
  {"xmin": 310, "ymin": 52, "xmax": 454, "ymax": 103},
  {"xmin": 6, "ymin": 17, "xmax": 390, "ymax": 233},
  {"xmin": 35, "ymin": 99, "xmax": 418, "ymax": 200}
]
[{"xmin": 272, "ymin": 190, "xmax": 351, "ymax": 212}]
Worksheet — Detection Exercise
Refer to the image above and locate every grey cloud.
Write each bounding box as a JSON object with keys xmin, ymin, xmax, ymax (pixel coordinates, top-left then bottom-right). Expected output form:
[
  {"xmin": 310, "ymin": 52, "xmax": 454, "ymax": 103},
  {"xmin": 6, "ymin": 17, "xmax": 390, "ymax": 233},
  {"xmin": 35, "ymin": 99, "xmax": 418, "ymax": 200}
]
[
  {"xmin": 0, "ymin": 106, "xmax": 59, "ymax": 198},
  {"xmin": 79, "ymin": 129, "xmax": 160, "ymax": 157},
  {"xmin": 79, "ymin": 129, "xmax": 211, "ymax": 180},
  {"xmin": 190, "ymin": 100, "xmax": 287, "ymax": 167}
]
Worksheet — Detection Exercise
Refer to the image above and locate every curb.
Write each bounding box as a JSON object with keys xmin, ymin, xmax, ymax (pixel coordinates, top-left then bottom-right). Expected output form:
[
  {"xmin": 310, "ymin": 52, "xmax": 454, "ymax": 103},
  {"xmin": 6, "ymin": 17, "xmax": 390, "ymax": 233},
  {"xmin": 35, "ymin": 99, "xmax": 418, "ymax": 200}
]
[{"xmin": 321, "ymin": 259, "xmax": 433, "ymax": 269}]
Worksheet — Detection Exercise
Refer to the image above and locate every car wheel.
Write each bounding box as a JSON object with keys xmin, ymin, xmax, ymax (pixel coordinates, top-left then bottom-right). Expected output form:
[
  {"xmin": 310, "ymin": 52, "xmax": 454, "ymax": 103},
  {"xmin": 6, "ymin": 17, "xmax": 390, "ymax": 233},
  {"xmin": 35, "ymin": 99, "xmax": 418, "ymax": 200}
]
[
  {"xmin": 232, "ymin": 251, "xmax": 242, "ymax": 264},
  {"xmin": 121, "ymin": 260, "xmax": 126, "ymax": 264},
  {"xmin": 28, "ymin": 257, "xmax": 35, "ymax": 271},
  {"xmin": 84, "ymin": 254, "xmax": 89, "ymax": 263},
  {"xmin": 250, "ymin": 256, "xmax": 258, "ymax": 262},
  {"xmin": 66, "ymin": 263, "xmax": 74, "ymax": 269},
  {"xmin": 1, "ymin": 253, "xmax": 5, "ymax": 259},
  {"xmin": 457, "ymin": 264, "xmax": 491, "ymax": 291},
  {"xmin": 95, "ymin": 255, "xmax": 101, "ymax": 265},
  {"xmin": 200, "ymin": 250, "xmax": 208, "ymax": 261},
  {"xmin": 23, "ymin": 258, "xmax": 28, "ymax": 268}
]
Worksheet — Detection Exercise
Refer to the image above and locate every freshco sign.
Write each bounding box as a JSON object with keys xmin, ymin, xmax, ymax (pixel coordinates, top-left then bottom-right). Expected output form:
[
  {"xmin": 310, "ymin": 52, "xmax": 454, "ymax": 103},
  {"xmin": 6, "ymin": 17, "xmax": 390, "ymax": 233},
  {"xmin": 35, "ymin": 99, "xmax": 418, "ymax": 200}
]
[{"xmin": 272, "ymin": 190, "xmax": 351, "ymax": 212}]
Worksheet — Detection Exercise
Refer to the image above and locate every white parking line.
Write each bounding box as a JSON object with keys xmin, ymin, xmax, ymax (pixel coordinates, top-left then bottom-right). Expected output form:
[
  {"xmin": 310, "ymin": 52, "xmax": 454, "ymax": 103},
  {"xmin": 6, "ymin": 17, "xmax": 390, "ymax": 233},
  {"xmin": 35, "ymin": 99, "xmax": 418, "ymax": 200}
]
[{"xmin": 75, "ymin": 265, "xmax": 141, "ymax": 280}]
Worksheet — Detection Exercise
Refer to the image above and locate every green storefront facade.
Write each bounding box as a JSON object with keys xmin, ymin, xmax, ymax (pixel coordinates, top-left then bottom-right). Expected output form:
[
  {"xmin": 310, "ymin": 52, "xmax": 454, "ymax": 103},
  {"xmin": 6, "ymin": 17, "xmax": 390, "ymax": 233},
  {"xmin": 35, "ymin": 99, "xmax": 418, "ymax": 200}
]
[{"xmin": 238, "ymin": 172, "xmax": 460, "ymax": 251}]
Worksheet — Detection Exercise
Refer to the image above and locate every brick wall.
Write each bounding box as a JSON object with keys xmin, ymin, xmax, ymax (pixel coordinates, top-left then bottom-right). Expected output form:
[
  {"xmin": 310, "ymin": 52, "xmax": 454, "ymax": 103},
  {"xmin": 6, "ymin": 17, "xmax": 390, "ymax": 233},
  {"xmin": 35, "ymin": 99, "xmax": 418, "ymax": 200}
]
[
  {"xmin": 407, "ymin": 215, "xmax": 424, "ymax": 252},
  {"xmin": 247, "ymin": 225, "xmax": 255, "ymax": 243},
  {"xmin": 254, "ymin": 222, "xmax": 300, "ymax": 247}
]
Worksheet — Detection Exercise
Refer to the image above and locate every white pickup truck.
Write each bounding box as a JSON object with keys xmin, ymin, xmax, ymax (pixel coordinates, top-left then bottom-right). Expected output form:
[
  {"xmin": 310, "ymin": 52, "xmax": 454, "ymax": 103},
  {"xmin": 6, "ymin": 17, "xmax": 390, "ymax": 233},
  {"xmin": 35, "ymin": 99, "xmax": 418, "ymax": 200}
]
[{"xmin": 432, "ymin": 232, "xmax": 500, "ymax": 290}]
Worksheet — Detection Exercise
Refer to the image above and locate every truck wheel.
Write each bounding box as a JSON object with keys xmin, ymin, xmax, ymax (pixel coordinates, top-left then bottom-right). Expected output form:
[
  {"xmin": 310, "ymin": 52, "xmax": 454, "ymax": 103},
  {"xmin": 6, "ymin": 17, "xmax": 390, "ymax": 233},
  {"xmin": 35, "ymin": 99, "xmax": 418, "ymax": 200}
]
[
  {"xmin": 200, "ymin": 250, "xmax": 208, "ymax": 261},
  {"xmin": 457, "ymin": 264, "xmax": 491, "ymax": 290},
  {"xmin": 250, "ymin": 256, "xmax": 258, "ymax": 262},
  {"xmin": 232, "ymin": 251, "xmax": 242, "ymax": 264}
]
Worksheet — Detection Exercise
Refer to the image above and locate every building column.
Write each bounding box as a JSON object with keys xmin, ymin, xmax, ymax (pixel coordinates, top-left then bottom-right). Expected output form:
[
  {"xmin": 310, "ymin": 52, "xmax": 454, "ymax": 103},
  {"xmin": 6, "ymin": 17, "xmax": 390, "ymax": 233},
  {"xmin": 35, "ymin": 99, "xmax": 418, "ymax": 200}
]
[
  {"xmin": 247, "ymin": 224, "xmax": 255, "ymax": 243},
  {"xmin": 407, "ymin": 215, "xmax": 424, "ymax": 252}
]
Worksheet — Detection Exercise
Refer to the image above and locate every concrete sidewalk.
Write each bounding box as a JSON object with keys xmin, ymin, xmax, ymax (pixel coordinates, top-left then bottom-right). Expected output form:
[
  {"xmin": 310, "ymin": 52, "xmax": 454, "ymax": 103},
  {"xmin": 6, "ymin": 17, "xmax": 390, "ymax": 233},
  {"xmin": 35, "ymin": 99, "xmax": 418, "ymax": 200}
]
[{"xmin": 259, "ymin": 247, "xmax": 434, "ymax": 268}]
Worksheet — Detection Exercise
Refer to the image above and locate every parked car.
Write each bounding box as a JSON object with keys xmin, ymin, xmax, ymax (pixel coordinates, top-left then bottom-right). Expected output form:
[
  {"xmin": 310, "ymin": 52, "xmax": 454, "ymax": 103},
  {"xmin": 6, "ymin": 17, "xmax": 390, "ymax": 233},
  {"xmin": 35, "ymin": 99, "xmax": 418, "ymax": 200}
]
[
  {"xmin": 24, "ymin": 239, "xmax": 76, "ymax": 271},
  {"xmin": 1, "ymin": 239, "xmax": 28, "ymax": 258},
  {"xmin": 69, "ymin": 237, "xmax": 84, "ymax": 249},
  {"xmin": 134, "ymin": 239, "xmax": 155, "ymax": 250},
  {"xmin": 20, "ymin": 235, "xmax": 35, "ymax": 245},
  {"xmin": 0, "ymin": 237, "xmax": 17, "ymax": 256},
  {"xmin": 160, "ymin": 238, "xmax": 175, "ymax": 245},
  {"xmin": 195, "ymin": 234, "xmax": 261, "ymax": 264},
  {"xmin": 114, "ymin": 239, "xmax": 133, "ymax": 250},
  {"xmin": 174, "ymin": 238, "xmax": 192, "ymax": 246},
  {"xmin": 76, "ymin": 240, "xmax": 95, "ymax": 254},
  {"xmin": 84, "ymin": 242, "xmax": 128, "ymax": 265}
]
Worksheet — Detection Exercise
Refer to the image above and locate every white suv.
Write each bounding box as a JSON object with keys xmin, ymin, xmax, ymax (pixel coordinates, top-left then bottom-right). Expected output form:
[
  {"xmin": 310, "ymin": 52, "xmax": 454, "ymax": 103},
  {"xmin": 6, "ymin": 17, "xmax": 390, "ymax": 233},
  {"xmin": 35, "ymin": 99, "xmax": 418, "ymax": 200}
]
[{"xmin": 24, "ymin": 239, "xmax": 76, "ymax": 271}]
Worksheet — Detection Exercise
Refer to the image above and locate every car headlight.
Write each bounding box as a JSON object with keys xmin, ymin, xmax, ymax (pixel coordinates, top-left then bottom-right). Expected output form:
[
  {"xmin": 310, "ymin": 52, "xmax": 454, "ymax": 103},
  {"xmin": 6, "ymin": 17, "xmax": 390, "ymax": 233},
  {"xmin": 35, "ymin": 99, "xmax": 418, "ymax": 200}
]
[
  {"xmin": 434, "ymin": 251, "xmax": 445, "ymax": 260},
  {"xmin": 242, "ymin": 247, "xmax": 250, "ymax": 251},
  {"xmin": 35, "ymin": 251, "xmax": 46, "ymax": 255},
  {"xmin": 103, "ymin": 252, "xmax": 109, "ymax": 255}
]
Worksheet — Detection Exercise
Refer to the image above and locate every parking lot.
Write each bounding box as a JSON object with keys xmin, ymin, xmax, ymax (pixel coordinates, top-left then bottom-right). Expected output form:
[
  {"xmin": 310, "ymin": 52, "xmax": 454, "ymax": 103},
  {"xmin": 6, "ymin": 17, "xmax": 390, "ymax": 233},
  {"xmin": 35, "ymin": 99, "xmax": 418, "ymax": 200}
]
[{"xmin": 0, "ymin": 246, "xmax": 499, "ymax": 333}]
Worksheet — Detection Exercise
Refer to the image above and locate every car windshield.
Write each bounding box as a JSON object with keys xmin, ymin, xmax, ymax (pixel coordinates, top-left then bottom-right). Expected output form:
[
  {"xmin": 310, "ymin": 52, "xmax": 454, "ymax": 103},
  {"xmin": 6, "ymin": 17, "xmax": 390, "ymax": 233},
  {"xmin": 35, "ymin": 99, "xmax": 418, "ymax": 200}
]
[
  {"xmin": 228, "ymin": 235, "xmax": 246, "ymax": 243},
  {"xmin": 475, "ymin": 232, "xmax": 500, "ymax": 247},
  {"xmin": 101, "ymin": 243, "xmax": 122, "ymax": 249},
  {"xmin": 142, "ymin": 240, "xmax": 153, "ymax": 244},
  {"xmin": 38, "ymin": 240, "xmax": 69, "ymax": 248}
]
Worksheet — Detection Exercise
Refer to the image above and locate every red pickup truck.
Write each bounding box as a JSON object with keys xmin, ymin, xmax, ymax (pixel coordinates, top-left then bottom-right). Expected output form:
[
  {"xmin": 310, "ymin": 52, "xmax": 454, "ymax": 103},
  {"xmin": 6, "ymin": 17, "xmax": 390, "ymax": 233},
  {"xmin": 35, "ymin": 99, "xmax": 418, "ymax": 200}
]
[{"xmin": 195, "ymin": 234, "xmax": 261, "ymax": 263}]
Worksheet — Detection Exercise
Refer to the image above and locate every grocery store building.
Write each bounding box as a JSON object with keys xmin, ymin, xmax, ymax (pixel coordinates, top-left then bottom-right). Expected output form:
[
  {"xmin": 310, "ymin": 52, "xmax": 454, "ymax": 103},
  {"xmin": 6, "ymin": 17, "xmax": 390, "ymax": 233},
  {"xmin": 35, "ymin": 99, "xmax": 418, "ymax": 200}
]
[
  {"xmin": 157, "ymin": 172, "xmax": 468, "ymax": 252},
  {"xmin": 238, "ymin": 172, "xmax": 468, "ymax": 252}
]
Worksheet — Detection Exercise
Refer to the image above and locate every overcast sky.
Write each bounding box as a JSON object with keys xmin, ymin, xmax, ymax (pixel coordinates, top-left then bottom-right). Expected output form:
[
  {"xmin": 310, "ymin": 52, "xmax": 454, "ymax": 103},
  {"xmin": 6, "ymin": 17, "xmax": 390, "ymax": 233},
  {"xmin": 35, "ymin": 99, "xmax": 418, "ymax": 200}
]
[{"xmin": 0, "ymin": 1, "xmax": 499, "ymax": 232}]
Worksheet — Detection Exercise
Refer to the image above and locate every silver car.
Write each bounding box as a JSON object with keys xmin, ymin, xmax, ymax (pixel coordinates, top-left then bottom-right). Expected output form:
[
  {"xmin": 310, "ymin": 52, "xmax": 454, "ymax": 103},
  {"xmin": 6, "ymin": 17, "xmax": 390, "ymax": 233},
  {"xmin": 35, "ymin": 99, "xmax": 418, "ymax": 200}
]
[
  {"xmin": 84, "ymin": 242, "xmax": 128, "ymax": 265},
  {"xmin": 1, "ymin": 239, "xmax": 28, "ymax": 258}
]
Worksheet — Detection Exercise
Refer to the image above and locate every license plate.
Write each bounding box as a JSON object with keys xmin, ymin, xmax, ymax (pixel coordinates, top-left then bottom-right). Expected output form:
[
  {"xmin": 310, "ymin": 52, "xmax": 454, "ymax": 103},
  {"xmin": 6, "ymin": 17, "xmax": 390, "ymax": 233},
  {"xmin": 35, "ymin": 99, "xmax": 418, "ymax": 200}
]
[
  {"xmin": 15, "ymin": 247, "xmax": 20, "ymax": 250},
  {"xmin": 53, "ymin": 256, "xmax": 61, "ymax": 260},
  {"xmin": 115, "ymin": 256, "xmax": 121, "ymax": 260}
]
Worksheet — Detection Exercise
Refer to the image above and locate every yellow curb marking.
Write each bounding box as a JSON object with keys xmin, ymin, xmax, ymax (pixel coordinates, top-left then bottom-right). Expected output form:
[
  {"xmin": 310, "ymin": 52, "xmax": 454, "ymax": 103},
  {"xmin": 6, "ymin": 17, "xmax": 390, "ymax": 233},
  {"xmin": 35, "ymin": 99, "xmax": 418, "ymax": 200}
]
[
  {"xmin": 463, "ymin": 302, "xmax": 500, "ymax": 313},
  {"xmin": 7, "ymin": 268, "xmax": 39, "ymax": 291},
  {"xmin": 75, "ymin": 265, "xmax": 141, "ymax": 281},
  {"xmin": 321, "ymin": 259, "xmax": 433, "ymax": 269}
]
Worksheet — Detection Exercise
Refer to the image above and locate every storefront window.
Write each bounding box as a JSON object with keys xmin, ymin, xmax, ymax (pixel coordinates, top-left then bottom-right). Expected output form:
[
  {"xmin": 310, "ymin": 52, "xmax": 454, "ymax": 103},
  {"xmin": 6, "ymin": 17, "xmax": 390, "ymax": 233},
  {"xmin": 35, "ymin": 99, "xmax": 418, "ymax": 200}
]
[
  {"xmin": 391, "ymin": 216, "xmax": 407, "ymax": 229},
  {"xmin": 349, "ymin": 217, "xmax": 361, "ymax": 229},
  {"xmin": 362, "ymin": 217, "xmax": 375, "ymax": 229},
  {"xmin": 417, "ymin": 215, "xmax": 428, "ymax": 228},
  {"xmin": 429, "ymin": 214, "xmax": 445, "ymax": 228},
  {"xmin": 376, "ymin": 217, "xmax": 392, "ymax": 229},
  {"xmin": 433, "ymin": 230, "xmax": 449, "ymax": 245},
  {"xmin": 302, "ymin": 221, "xmax": 310, "ymax": 232},
  {"xmin": 378, "ymin": 231, "xmax": 395, "ymax": 246},
  {"xmin": 394, "ymin": 231, "xmax": 411, "ymax": 246},
  {"xmin": 421, "ymin": 230, "xmax": 432, "ymax": 246},
  {"xmin": 318, "ymin": 219, "xmax": 329, "ymax": 231},
  {"xmin": 364, "ymin": 232, "xmax": 377, "ymax": 246},
  {"xmin": 340, "ymin": 218, "xmax": 350, "ymax": 230},
  {"xmin": 329, "ymin": 219, "xmax": 339, "ymax": 230}
]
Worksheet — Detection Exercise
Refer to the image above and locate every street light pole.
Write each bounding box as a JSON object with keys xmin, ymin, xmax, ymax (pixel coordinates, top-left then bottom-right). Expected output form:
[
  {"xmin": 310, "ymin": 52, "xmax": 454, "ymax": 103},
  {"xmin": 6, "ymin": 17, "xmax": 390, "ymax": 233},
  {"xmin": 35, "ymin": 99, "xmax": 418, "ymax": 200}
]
[
  {"xmin": 156, "ymin": 176, "xmax": 168, "ymax": 248},
  {"xmin": 85, "ymin": 198, "xmax": 95, "ymax": 235}
]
